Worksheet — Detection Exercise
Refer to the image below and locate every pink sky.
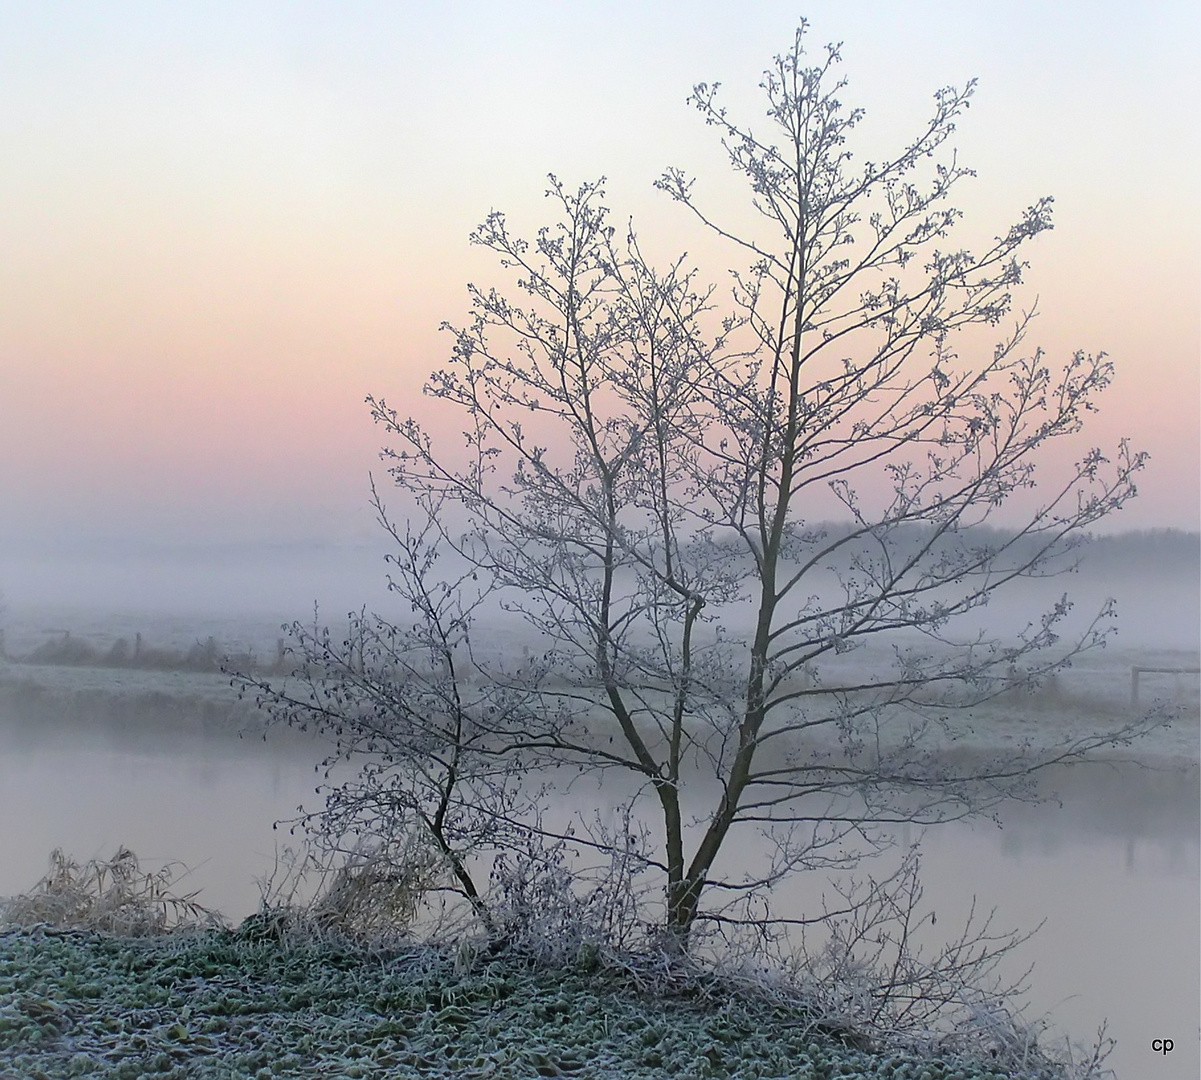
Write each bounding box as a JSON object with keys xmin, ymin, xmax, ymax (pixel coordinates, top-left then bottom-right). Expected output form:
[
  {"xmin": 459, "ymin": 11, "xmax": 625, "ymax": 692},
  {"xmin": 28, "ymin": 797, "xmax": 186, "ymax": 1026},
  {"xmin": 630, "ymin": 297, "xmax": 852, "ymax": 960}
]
[{"xmin": 1, "ymin": 1, "xmax": 1197, "ymax": 551}]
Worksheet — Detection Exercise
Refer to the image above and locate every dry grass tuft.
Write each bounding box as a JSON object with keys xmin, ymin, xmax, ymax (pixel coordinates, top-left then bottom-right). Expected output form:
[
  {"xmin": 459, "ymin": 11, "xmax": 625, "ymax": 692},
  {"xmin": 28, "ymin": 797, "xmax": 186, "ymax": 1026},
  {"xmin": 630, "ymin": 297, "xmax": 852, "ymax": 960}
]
[
  {"xmin": 0, "ymin": 847, "xmax": 223, "ymax": 936},
  {"xmin": 241, "ymin": 832, "xmax": 446, "ymax": 944},
  {"xmin": 306, "ymin": 836, "xmax": 442, "ymax": 937}
]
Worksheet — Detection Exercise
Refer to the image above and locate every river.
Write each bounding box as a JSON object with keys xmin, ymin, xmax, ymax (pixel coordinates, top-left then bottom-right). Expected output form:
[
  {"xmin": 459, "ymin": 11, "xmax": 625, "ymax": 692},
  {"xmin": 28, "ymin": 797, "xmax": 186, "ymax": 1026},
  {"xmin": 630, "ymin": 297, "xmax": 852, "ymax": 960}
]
[{"xmin": 0, "ymin": 676, "xmax": 1196, "ymax": 1080}]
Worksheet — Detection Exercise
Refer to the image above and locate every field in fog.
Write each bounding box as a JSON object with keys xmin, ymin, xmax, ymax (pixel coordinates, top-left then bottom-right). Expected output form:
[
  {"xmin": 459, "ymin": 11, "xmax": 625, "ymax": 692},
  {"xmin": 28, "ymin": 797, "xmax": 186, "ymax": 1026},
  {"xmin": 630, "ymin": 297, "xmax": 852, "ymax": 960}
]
[
  {"xmin": 2, "ymin": 529, "xmax": 1197, "ymax": 760},
  {"xmin": 1, "ymin": 632, "xmax": 1198, "ymax": 768}
]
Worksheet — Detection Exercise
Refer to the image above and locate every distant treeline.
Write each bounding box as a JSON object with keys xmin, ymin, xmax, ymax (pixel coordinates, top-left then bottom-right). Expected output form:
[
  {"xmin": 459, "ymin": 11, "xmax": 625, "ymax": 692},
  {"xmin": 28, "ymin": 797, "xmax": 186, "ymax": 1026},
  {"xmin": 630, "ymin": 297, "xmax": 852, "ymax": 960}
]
[
  {"xmin": 1075, "ymin": 528, "xmax": 1201, "ymax": 573},
  {"xmin": 5, "ymin": 631, "xmax": 285, "ymax": 675},
  {"xmin": 718, "ymin": 522, "xmax": 1200, "ymax": 575}
]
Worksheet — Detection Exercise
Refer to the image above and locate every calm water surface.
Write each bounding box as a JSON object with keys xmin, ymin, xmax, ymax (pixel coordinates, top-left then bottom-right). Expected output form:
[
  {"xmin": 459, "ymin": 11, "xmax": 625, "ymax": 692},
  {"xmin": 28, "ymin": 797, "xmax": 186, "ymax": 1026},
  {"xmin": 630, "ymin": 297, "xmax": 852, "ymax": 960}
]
[{"xmin": 1, "ymin": 710, "xmax": 1196, "ymax": 1080}]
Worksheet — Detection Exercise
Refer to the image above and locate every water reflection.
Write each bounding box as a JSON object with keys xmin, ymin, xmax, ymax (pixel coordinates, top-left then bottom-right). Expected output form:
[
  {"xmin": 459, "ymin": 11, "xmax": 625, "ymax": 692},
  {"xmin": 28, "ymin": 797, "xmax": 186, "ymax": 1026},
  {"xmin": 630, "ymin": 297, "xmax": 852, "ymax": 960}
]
[{"xmin": 0, "ymin": 704, "xmax": 1195, "ymax": 1080}]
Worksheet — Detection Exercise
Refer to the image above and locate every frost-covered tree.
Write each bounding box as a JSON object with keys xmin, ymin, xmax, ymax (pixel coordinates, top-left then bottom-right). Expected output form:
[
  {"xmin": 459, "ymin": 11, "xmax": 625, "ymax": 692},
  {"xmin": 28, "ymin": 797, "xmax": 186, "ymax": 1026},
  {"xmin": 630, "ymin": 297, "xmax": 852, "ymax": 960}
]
[{"xmin": 254, "ymin": 23, "xmax": 1155, "ymax": 955}]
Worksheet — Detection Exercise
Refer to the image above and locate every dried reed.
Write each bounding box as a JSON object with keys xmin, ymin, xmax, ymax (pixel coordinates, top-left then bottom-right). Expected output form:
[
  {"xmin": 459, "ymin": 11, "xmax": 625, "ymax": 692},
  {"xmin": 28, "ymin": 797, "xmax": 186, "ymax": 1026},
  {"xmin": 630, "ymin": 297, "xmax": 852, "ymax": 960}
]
[{"xmin": 0, "ymin": 847, "xmax": 222, "ymax": 936}]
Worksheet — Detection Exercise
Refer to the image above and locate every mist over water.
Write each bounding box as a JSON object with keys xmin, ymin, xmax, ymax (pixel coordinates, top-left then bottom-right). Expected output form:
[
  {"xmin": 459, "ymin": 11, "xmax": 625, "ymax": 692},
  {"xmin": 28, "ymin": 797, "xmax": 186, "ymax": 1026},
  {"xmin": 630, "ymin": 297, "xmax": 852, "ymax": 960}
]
[{"xmin": 0, "ymin": 708, "xmax": 1194, "ymax": 1080}]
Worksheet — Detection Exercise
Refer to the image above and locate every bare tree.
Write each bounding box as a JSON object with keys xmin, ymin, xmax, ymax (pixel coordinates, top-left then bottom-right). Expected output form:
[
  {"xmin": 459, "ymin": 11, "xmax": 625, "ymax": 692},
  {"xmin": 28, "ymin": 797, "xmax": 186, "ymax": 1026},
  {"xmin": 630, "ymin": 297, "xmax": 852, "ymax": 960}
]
[
  {"xmin": 246, "ymin": 504, "xmax": 544, "ymax": 937},
  {"xmin": 256, "ymin": 24, "xmax": 1158, "ymax": 959}
]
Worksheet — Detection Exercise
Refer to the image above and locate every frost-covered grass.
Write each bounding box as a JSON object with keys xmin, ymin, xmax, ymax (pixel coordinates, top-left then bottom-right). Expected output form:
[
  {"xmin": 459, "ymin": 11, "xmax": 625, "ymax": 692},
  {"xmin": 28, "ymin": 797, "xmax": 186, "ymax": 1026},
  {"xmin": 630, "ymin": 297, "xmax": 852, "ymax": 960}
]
[{"xmin": 0, "ymin": 925, "xmax": 1058, "ymax": 1080}]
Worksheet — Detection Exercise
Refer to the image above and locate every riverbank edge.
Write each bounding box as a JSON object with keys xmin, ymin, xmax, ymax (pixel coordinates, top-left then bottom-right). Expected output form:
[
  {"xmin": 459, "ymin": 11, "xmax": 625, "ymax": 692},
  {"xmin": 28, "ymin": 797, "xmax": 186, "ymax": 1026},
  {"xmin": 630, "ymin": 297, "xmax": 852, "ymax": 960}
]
[{"xmin": 2, "ymin": 660, "xmax": 1198, "ymax": 769}]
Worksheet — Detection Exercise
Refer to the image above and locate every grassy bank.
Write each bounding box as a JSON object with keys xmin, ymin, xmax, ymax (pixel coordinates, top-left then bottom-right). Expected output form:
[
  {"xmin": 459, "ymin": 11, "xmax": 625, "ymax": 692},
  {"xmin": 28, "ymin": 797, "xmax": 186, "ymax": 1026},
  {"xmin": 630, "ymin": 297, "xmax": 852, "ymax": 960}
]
[{"xmin": 1, "ymin": 925, "xmax": 1057, "ymax": 1080}]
